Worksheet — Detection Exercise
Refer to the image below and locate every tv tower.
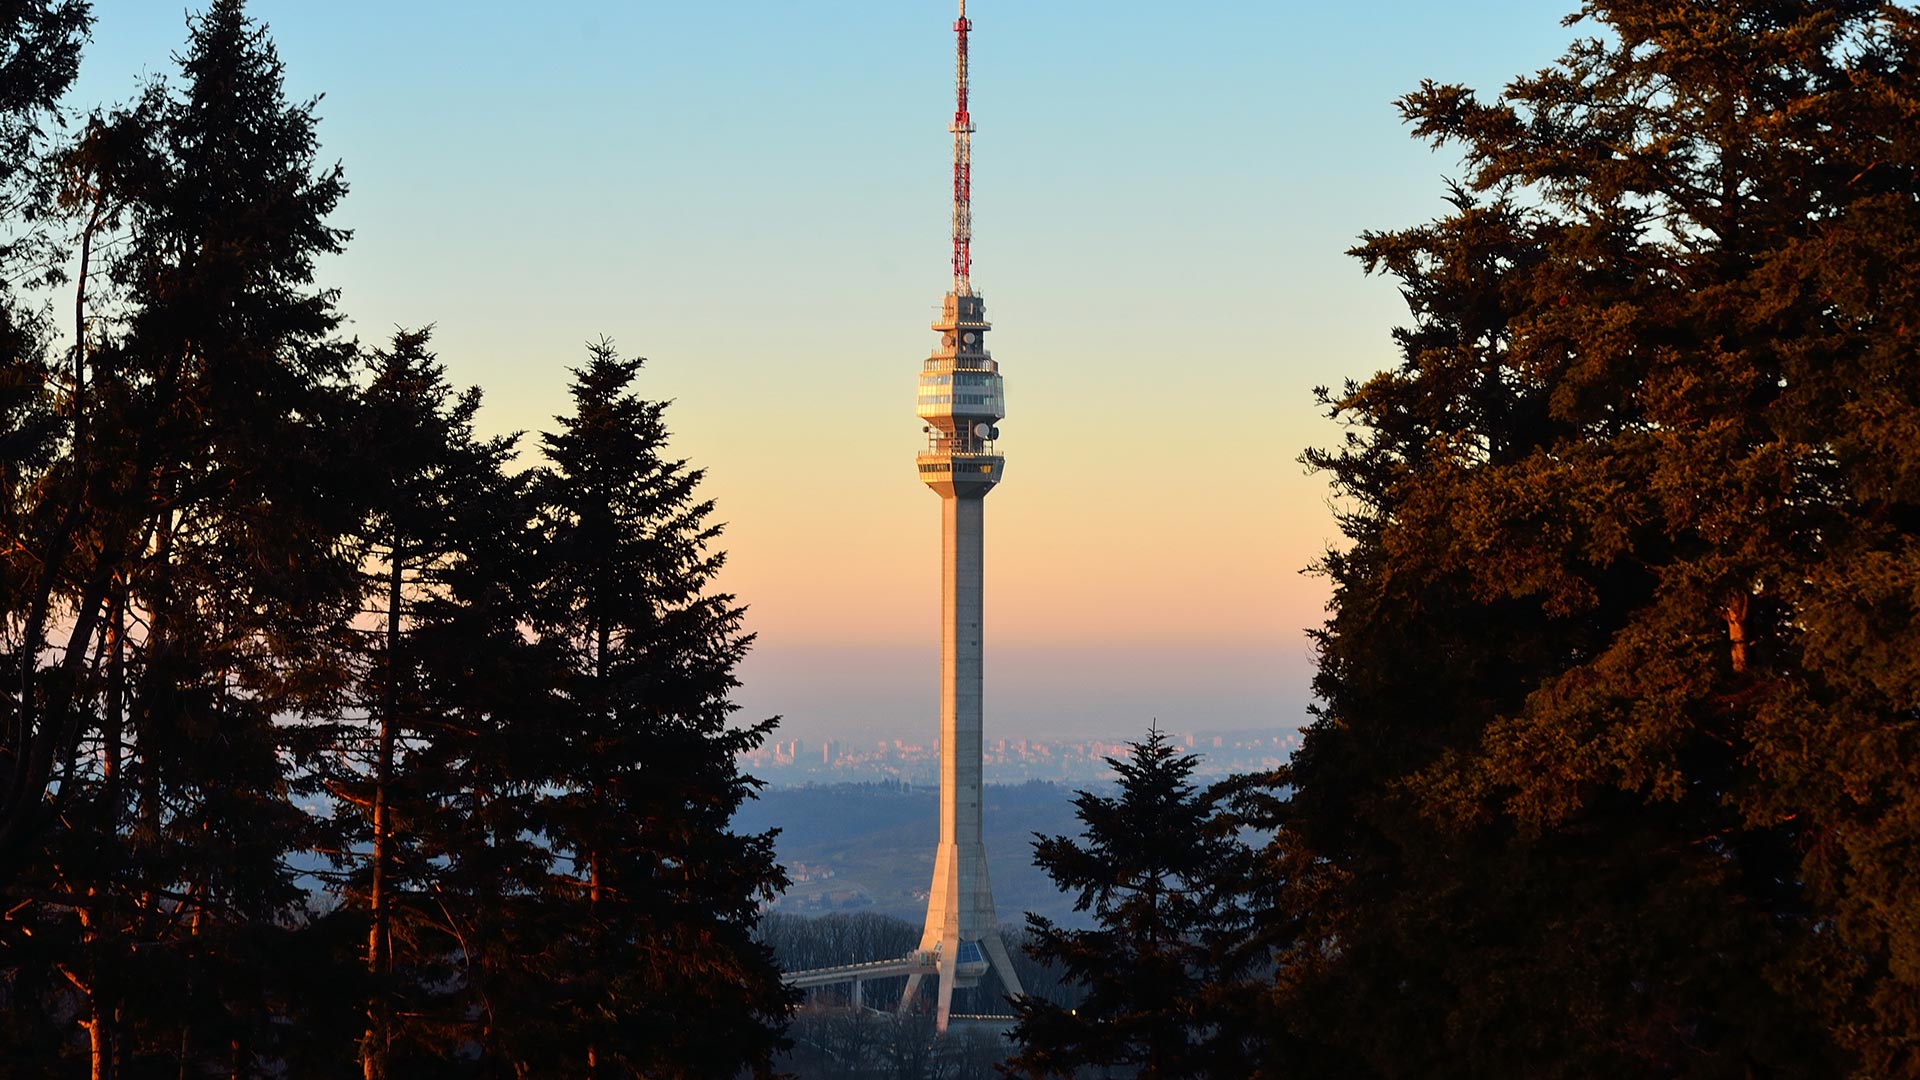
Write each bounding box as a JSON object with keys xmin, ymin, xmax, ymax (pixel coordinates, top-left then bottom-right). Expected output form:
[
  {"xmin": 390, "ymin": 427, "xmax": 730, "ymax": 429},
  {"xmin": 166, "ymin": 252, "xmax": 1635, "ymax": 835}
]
[{"xmin": 899, "ymin": 0, "xmax": 1023, "ymax": 1034}]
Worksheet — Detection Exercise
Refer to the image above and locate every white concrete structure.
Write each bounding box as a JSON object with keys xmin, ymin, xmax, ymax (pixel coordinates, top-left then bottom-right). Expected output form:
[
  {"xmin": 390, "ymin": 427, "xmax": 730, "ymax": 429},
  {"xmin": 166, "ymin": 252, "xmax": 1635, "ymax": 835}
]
[
  {"xmin": 786, "ymin": 952, "xmax": 939, "ymax": 1016},
  {"xmin": 778, "ymin": 3, "xmax": 1022, "ymax": 1034},
  {"xmin": 901, "ymin": 290, "xmax": 1021, "ymax": 1033},
  {"xmin": 896, "ymin": 2, "xmax": 1023, "ymax": 1035}
]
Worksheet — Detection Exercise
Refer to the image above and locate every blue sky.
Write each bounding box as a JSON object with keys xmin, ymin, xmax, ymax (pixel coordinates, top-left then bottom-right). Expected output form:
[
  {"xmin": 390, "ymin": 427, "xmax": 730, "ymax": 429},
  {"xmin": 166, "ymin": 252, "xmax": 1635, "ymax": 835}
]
[{"xmin": 70, "ymin": 1, "xmax": 1580, "ymax": 742}]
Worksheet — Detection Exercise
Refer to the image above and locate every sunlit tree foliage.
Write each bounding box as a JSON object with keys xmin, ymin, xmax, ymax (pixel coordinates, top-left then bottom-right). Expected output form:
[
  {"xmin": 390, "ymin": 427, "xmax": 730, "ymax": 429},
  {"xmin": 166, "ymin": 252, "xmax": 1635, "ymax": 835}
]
[{"xmin": 1286, "ymin": 3, "xmax": 1920, "ymax": 1076}]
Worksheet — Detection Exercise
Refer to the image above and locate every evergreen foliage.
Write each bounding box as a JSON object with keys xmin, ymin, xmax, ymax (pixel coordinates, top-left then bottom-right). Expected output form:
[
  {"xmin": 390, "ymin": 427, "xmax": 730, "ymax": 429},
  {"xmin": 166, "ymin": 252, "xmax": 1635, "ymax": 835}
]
[
  {"xmin": 4, "ymin": 1, "xmax": 363, "ymax": 1071},
  {"xmin": 531, "ymin": 340, "xmax": 793, "ymax": 1078},
  {"xmin": 0, "ymin": 0, "xmax": 89, "ymax": 275},
  {"xmin": 0, "ymin": 5, "xmax": 794, "ymax": 1076},
  {"xmin": 1004, "ymin": 729, "xmax": 1267, "ymax": 1080},
  {"xmin": 1287, "ymin": 2, "xmax": 1920, "ymax": 1076},
  {"xmin": 0, "ymin": 0, "xmax": 95, "ymax": 876},
  {"xmin": 0, "ymin": 1, "xmax": 88, "ymax": 173},
  {"xmin": 334, "ymin": 327, "xmax": 542, "ymax": 1078}
]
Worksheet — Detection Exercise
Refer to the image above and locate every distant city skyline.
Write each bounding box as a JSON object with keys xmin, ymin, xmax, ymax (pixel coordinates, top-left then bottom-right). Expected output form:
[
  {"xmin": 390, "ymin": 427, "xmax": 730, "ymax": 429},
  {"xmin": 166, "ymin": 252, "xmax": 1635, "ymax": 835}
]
[
  {"xmin": 68, "ymin": 1, "xmax": 1579, "ymax": 742},
  {"xmin": 739, "ymin": 725, "xmax": 1301, "ymax": 787}
]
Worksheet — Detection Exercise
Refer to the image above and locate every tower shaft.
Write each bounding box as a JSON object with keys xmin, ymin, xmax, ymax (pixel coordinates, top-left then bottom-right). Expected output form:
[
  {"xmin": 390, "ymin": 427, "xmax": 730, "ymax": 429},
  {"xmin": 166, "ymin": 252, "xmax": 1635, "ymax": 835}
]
[
  {"xmin": 909, "ymin": 494, "xmax": 1015, "ymax": 1026},
  {"xmin": 938, "ymin": 495, "xmax": 984, "ymax": 867}
]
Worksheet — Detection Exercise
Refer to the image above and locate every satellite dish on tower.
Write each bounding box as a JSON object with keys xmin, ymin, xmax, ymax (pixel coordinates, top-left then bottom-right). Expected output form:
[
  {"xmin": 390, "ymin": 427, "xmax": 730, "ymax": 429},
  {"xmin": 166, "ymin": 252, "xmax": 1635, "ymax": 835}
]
[{"xmin": 973, "ymin": 422, "xmax": 992, "ymax": 438}]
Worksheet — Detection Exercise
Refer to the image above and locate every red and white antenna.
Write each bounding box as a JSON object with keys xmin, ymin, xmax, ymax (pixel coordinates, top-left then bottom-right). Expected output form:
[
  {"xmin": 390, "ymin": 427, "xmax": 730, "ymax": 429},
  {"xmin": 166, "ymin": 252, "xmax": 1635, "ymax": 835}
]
[{"xmin": 950, "ymin": 0, "xmax": 975, "ymax": 295}]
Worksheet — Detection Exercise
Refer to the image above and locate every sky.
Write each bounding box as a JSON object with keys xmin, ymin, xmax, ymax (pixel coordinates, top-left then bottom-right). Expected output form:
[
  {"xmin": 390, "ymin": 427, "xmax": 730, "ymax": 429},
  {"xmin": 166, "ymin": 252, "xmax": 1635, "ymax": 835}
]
[{"xmin": 68, "ymin": 1, "xmax": 1578, "ymax": 744}]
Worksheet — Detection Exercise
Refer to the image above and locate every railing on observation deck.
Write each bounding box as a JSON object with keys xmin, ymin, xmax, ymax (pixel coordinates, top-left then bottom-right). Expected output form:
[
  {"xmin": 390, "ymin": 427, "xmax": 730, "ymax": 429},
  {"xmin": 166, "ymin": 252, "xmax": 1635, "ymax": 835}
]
[{"xmin": 924, "ymin": 355, "xmax": 996, "ymax": 372}]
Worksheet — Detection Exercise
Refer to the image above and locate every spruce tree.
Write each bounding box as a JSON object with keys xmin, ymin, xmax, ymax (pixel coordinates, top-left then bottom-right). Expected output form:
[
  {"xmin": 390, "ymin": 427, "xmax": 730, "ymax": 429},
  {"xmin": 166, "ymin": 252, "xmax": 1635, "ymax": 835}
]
[
  {"xmin": 3, "ymin": 1, "xmax": 362, "ymax": 1072},
  {"xmin": 333, "ymin": 327, "xmax": 536, "ymax": 1078},
  {"xmin": 530, "ymin": 340, "xmax": 791, "ymax": 1078},
  {"xmin": 389, "ymin": 533, "xmax": 566, "ymax": 1076},
  {"xmin": 1005, "ymin": 728, "xmax": 1262, "ymax": 1080},
  {"xmin": 0, "ymin": 0, "xmax": 95, "ymax": 878},
  {"xmin": 1293, "ymin": 3, "xmax": 1920, "ymax": 1075},
  {"xmin": 0, "ymin": 0, "xmax": 89, "ymax": 265}
]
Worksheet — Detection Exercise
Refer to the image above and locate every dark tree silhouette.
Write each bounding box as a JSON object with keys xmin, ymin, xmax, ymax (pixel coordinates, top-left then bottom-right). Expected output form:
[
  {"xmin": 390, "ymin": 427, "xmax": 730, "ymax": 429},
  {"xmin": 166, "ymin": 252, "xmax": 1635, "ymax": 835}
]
[
  {"xmin": 3, "ymin": 1, "xmax": 362, "ymax": 1073},
  {"xmin": 0, "ymin": 0, "xmax": 95, "ymax": 882},
  {"xmin": 333, "ymin": 327, "xmax": 535, "ymax": 1079},
  {"xmin": 1287, "ymin": 2, "xmax": 1920, "ymax": 1076},
  {"xmin": 0, "ymin": 0, "xmax": 89, "ymax": 233},
  {"xmin": 528, "ymin": 339, "xmax": 792, "ymax": 1078},
  {"xmin": 2, "ymin": 5, "xmax": 803, "ymax": 1076},
  {"xmin": 1005, "ymin": 728, "xmax": 1264, "ymax": 1080}
]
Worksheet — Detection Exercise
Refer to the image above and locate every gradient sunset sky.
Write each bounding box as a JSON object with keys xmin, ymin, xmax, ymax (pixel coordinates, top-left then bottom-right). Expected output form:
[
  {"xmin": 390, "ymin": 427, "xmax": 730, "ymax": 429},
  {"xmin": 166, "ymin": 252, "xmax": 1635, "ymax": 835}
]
[{"xmin": 74, "ymin": 1, "xmax": 1577, "ymax": 742}]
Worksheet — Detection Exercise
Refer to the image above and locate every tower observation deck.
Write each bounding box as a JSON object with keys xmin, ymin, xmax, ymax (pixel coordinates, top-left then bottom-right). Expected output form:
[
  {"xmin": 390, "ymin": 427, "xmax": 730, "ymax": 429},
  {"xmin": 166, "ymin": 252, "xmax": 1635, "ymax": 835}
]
[{"xmin": 915, "ymin": 293, "xmax": 1004, "ymax": 495}]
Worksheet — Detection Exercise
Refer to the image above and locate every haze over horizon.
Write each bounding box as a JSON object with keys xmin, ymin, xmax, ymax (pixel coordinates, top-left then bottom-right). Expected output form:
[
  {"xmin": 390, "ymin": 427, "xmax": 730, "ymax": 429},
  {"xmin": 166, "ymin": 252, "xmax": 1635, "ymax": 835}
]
[{"xmin": 69, "ymin": 0, "xmax": 1576, "ymax": 742}]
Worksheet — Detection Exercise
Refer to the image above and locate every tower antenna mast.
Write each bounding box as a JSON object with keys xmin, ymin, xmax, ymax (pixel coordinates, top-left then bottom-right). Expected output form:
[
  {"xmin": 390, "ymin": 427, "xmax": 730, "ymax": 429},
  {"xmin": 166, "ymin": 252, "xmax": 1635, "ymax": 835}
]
[{"xmin": 951, "ymin": 0, "xmax": 974, "ymax": 295}]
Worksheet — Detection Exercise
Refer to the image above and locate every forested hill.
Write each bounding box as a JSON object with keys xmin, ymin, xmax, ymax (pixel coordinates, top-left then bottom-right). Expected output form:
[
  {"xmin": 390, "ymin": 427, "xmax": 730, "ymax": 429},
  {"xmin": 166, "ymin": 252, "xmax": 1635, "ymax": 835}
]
[{"xmin": 734, "ymin": 780, "xmax": 1095, "ymax": 928}]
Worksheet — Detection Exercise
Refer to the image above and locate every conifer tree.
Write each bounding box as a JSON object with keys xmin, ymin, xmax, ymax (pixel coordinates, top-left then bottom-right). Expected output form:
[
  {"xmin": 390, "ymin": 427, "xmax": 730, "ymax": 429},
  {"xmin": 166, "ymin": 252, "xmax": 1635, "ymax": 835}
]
[
  {"xmin": 336, "ymin": 327, "xmax": 536, "ymax": 1079},
  {"xmin": 0, "ymin": 0, "xmax": 88, "ymax": 285},
  {"xmin": 390, "ymin": 539, "xmax": 566, "ymax": 1075},
  {"xmin": 1292, "ymin": 3, "xmax": 1920, "ymax": 1075},
  {"xmin": 1005, "ymin": 728, "xmax": 1262, "ymax": 1080},
  {"xmin": 3, "ymin": 1, "xmax": 362, "ymax": 1072},
  {"xmin": 530, "ymin": 340, "xmax": 792, "ymax": 1078},
  {"xmin": 0, "ymin": 0, "xmax": 95, "ymax": 879},
  {"xmin": 6, "ymin": 7, "xmax": 806, "ymax": 1077}
]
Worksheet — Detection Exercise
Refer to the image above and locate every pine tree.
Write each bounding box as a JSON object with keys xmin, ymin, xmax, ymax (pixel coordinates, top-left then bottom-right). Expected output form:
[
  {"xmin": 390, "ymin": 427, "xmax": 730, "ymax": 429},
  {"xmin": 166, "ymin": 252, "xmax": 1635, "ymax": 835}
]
[
  {"xmin": 529, "ymin": 340, "xmax": 792, "ymax": 1078},
  {"xmin": 332, "ymin": 327, "xmax": 537, "ymax": 1078},
  {"xmin": 1292, "ymin": 3, "xmax": 1920, "ymax": 1075},
  {"xmin": 392, "ymin": 534, "xmax": 566, "ymax": 1075},
  {"xmin": 7, "ymin": 6, "xmax": 807, "ymax": 1076},
  {"xmin": 3, "ymin": 1, "xmax": 363, "ymax": 1072},
  {"xmin": 0, "ymin": 0, "xmax": 89, "ymax": 265},
  {"xmin": 0, "ymin": 0, "xmax": 96, "ymax": 880},
  {"xmin": 1005, "ymin": 728, "xmax": 1262, "ymax": 1080}
]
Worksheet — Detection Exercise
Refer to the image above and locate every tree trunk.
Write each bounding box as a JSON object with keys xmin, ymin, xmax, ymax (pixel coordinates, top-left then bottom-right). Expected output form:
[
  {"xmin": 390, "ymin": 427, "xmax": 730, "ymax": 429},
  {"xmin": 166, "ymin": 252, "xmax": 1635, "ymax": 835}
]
[
  {"xmin": 364, "ymin": 542, "xmax": 403, "ymax": 1080},
  {"xmin": 1724, "ymin": 593, "xmax": 1749, "ymax": 675},
  {"xmin": 177, "ymin": 898, "xmax": 203, "ymax": 1080},
  {"xmin": 586, "ymin": 612, "xmax": 609, "ymax": 1078},
  {"xmin": 136, "ymin": 509, "xmax": 175, "ymax": 916},
  {"xmin": 104, "ymin": 587, "xmax": 124, "ymax": 822},
  {"xmin": 59, "ymin": 931, "xmax": 113, "ymax": 1080},
  {"xmin": 91, "ymin": 587, "xmax": 126, "ymax": 1078},
  {"xmin": 88, "ymin": 1012, "xmax": 110, "ymax": 1080}
]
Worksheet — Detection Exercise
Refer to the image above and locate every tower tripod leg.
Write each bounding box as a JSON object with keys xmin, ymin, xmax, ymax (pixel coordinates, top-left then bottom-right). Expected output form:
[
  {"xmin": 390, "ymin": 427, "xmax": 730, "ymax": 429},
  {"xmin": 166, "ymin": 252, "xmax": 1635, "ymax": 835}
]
[
  {"xmin": 933, "ymin": 945, "xmax": 959, "ymax": 1034},
  {"xmin": 898, "ymin": 973, "xmax": 923, "ymax": 1016},
  {"xmin": 982, "ymin": 931, "xmax": 1024, "ymax": 1001}
]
